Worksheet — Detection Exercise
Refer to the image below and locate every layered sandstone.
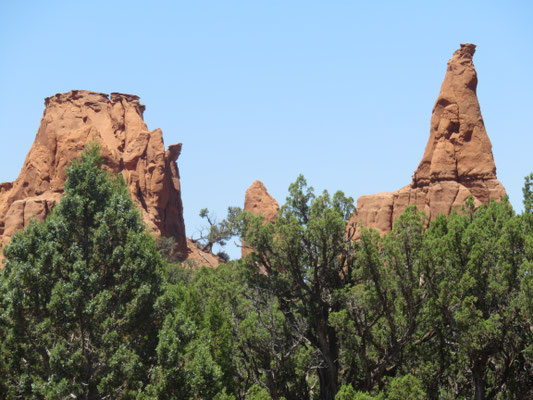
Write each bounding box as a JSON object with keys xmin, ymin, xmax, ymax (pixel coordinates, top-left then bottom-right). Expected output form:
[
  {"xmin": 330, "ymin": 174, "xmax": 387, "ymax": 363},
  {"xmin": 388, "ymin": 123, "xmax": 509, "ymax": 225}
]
[
  {"xmin": 350, "ymin": 44, "xmax": 506, "ymax": 235},
  {"xmin": 0, "ymin": 90, "xmax": 189, "ymax": 261},
  {"xmin": 242, "ymin": 180, "xmax": 279, "ymax": 257}
]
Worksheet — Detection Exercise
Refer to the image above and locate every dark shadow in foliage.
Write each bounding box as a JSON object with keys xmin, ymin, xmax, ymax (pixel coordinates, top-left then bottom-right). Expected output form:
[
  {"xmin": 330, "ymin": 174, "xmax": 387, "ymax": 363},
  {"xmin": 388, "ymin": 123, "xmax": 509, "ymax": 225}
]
[{"xmin": 155, "ymin": 236, "xmax": 184, "ymax": 264}]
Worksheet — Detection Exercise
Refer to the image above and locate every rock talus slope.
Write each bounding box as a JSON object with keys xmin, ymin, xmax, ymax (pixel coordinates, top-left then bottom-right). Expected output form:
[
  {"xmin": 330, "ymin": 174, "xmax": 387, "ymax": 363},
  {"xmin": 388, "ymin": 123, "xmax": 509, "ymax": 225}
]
[
  {"xmin": 0, "ymin": 90, "xmax": 189, "ymax": 261},
  {"xmin": 242, "ymin": 180, "xmax": 279, "ymax": 257},
  {"xmin": 350, "ymin": 44, "xmax": 506, "ymax": 234}
]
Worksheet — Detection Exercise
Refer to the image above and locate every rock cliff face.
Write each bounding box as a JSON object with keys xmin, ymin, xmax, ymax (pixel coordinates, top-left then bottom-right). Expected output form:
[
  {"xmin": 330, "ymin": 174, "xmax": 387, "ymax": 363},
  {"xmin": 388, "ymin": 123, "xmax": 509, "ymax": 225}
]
[
  {"xmin": 0, "ymin": 90, "xmax": 188, "ymax": 261},
  {"xmin": 350, "ymin": 44, "xmax": 506, "ymax": 235},
  {"xmin": 242, "ymin": 180, "xmax": 279, "ymax": 257}
]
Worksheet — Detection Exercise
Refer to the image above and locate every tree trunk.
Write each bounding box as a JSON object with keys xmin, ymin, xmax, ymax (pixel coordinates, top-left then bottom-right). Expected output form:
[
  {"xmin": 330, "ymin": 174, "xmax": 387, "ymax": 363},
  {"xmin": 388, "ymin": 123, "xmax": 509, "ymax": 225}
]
[
  {"xmin": 318, "ymin": 368, "xmax": 337, "ymax": 400},
  {"xmin": 473, "ymin": 358, "xmax": 486, "ymax": 400},
  {"xmin": 316, "ymin": 318, "xmax": 339, "ymax": 400}
]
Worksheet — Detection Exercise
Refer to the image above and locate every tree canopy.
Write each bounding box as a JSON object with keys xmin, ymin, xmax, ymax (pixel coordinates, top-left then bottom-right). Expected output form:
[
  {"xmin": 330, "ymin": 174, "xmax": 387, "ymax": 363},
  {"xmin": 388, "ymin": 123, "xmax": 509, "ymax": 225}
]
[
  {"xmin": 239, "ymin": 176, "xmax": 533, "ymax": 399},
  {"xmin": 1, "ymin": 161, "xmax": 533, "ymax": 400},
  {"xmin": 0, "ymin": 144, "xmax": 164, "ymax": 399}
]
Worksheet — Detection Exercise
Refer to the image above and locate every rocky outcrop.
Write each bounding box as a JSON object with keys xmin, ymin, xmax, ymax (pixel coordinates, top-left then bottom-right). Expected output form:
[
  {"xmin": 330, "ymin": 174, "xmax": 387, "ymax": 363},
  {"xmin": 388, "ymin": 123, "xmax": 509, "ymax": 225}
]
[
  {"xmin": 186, "ymin": 238, "xmax": 225, "ymax": 268},
  {"xmin": 242, "ymin": 180, "xmax": 279, "ymax": 257},
  {"xmin": 0, "ymin": 90, "xmax": 188, "ymax": 262},
  {"xmin": 350, "ymin": 44, "xmax": 506, "ymax": 235}
]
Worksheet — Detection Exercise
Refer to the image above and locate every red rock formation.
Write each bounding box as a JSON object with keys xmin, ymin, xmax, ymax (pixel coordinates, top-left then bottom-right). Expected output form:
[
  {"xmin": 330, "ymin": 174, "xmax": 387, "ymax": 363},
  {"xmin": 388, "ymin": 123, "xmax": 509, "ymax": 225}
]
[
  {"xmin": 0, "ymin": 90, "xmax": 188, "ymax": 262},
  {"xmin": 351, "ymin": 44, "xmax": 506, "ymax": 235},
  {"xmin": 186, "ymin": 238, "xmax": 225, "ymax": 268},
  {"xmin": 242, "ymin": 180, "xmax": 279, "ymax": 257}
]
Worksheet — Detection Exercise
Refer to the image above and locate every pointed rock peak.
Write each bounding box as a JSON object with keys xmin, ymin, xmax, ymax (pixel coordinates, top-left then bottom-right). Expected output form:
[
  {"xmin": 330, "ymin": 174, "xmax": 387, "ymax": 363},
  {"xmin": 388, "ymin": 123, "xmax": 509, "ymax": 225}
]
[
  {"xmin": 248, "ymin": 180, "xmax": 269, "ymax": 193},
  {"xmin": 350, "ymin": 44, "xmax": 506, "ymax": 237},
  {"xmin": 456, "ymin": 43, "xmax": 476, "ymax": 58},
  {"xmin": 244, "ymin": 180, "xmax": 279, "ymax": 218},
  {"xmin": 242, "ymin": 180, "xmax": 279, "ymax": 258},
  {"xmin": 413, "ymin": 43, "xmax": 497, "ymax": 189}
]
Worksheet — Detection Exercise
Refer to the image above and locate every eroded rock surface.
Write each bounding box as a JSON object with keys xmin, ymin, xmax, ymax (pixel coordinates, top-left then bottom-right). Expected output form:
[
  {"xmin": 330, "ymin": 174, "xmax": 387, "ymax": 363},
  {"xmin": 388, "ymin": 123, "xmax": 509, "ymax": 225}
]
[
  {"xmin": 350, "ymin": 44, "xmax": 506, "ymax": 234},
  {"xmin": 0, "ymin": 90, "xmax": 188, "ymax": 261},
  {"xmin": 242, "ymin": 180, "xmax": 279, "ymax": 257}
]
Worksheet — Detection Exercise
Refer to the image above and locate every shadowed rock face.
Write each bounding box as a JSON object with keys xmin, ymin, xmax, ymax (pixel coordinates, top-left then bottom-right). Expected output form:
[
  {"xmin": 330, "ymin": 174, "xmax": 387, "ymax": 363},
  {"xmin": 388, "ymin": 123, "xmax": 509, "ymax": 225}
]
[
  {"xmin": 0, "ymin": 90, "xmax": 187, "ymax": 261},
  {"xmin": 350, "ymin": 44, "xmax": 506, "ymax": 235},
  {"xmin": 242, "ymin": 180, "xmax": 279, "ymax": 257}
]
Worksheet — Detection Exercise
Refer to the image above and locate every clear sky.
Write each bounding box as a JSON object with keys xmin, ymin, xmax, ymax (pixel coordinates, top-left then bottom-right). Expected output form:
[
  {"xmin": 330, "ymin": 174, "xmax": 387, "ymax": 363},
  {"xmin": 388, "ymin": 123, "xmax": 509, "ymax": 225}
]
[{"xmin": 1, "ymin": 1, "xmax": 532, "ymax": 259}]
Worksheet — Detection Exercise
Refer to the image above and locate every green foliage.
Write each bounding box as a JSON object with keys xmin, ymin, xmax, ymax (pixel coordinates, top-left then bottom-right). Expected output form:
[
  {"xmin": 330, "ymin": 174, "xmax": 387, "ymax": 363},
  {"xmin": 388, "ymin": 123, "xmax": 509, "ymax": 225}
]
[
  {"xmin": 335, "ymin": 375, "xmax": 425, "ymax": 400},
  {"xmin": 0, "ymin": 144, "xmax": 164, "ymax": 399},
  {"xmin": 247, "ymin": 384, "xmax": 273, "ymax": 400},
  {"xmin": 417, "ymin": 199, "xmax": 533, "ymax": 399},
  {"xmin": 335, "ymin": 385, "xmax": 374, "ymax": 400},
  {"xmin": 155, "ymin": 235, "xmax": 183, "ymax": 263},
  {"xmin": 239, "ymin": 174, "xmax": 533, "ymax": 399},
  {"xmin": 384, "ymin": 374, "xmax": 425, "ymax": 400},
  {"xmin": 523, "ymin": 173, "xmax": 533, "ymax": 215},
  {"xmin": 146, "ymin": 264, "xmax": 241, "ymax": 399},
  {"xmin": 196, "ymin": 206, "xmax": 242, "ymax": 260},
  {"xmin": 331, "ymin": 206, "xmax": 428, "ymax": 391},
  {"xmin": 233, "ymin": 283, "xmax": 314, "ymax": 400},
  {"xmin": 240, "ymin": 174, "xmax": 355, "ymax": 400},
  {"xmin": 3, "ymin": 167, "xmax": 533, "ymax": 400}
]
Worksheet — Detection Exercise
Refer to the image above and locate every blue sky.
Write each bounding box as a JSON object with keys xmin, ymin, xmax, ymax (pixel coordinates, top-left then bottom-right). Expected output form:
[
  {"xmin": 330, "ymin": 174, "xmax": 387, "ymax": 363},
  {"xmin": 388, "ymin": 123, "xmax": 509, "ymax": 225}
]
[{"xmin": 1, "ymin": 1, "xmax": 532, "ymax": 258}]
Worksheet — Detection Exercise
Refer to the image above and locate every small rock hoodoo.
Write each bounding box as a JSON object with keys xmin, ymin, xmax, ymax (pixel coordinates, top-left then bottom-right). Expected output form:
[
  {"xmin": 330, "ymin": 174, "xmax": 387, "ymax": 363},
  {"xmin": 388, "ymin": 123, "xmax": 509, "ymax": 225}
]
[{"xmin": 242, "ymin": 180, "xmax": 279, "ymax": 257}]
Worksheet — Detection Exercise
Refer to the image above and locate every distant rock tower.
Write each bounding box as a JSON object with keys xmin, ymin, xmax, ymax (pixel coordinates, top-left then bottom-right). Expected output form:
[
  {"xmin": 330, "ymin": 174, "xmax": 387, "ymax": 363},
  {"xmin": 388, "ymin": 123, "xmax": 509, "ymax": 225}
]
[{"xmin": 350, "ymin": 43, "xmax": 506, "ymax": 234}]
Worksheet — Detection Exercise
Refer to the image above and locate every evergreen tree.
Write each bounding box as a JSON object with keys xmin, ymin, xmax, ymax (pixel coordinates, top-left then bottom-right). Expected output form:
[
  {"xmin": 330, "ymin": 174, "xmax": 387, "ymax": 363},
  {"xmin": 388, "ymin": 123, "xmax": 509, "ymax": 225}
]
[
  {"xmin": 193, "ymin": 206, "xmax": 242, "ymax": 262},
  {"xmin": 146, "ymin": 266, "xmax": 237, "ymax": 400},
  {"xmin": 240, "ymin": 175, "xmax": 356, "ymax": 400},
  {"xmin": 3, "ymin": 159, "xmax": 533, "ymax": 400},
  {"xmin": 419, "ymin": 198, "xmax": 533, "ymax": 399},
  {"xmin": 331, "ymin": 207, "xmax": 429, "ymax": 392},
  {"xmin": 0, "ymin": 144, "xmax": 163, "ymax": 399}
]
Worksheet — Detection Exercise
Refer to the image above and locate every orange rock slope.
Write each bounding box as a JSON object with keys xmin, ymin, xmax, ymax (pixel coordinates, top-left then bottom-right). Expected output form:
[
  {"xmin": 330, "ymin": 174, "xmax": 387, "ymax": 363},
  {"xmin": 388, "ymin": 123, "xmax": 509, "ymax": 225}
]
[
  {"xmin": 0, "ymin": 90, "xmax": 190, "ymax": 261},
  {"xmin": 350, "ymin": 43, "xmax": 506, "ymax": 235}
]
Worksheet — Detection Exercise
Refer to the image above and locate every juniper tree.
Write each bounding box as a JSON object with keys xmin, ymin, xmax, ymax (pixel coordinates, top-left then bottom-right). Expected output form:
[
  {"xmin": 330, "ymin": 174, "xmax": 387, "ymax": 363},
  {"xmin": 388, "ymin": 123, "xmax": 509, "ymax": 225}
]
[
  {"xmin": 0, "ymin": 144, "xmax": 164, "ymax": 399},
  {"xmin": 240, "ymin": 175, "xmax": 356, "ymax": 400}
]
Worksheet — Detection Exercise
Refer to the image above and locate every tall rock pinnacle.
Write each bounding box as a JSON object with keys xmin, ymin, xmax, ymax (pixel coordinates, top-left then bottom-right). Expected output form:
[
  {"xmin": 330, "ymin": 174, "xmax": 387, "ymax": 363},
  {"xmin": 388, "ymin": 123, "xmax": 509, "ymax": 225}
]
[
  {"xmin": 351, "ymin": 44, "xmax": 506, "ymax": 234},
  {"xmin": 0, "ymin": 90, "xmax": 188, "ymax": 260}
]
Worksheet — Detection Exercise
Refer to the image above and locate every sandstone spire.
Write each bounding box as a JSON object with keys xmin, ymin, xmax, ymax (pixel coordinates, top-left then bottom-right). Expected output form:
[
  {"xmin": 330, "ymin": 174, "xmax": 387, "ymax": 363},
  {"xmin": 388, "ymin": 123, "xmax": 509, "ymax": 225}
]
[
  {"xmin": 351, "ymin": 44, "xmax": 506, "ymax": 235},
  {"xmin": 0, "ymin": 90, "xmax": 188, "ymax": 260},
  {"xmin": 242, "ymin": 180, "xmax": 279, "ymax": 257}
]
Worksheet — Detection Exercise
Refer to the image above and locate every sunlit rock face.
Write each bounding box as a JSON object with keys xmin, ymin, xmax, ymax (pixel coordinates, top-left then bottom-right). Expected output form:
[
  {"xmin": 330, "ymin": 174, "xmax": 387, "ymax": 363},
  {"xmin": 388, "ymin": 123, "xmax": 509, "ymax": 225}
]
[
  {"xmin": 350, "ymin": 44, "xmax": 506, "ymax": 235},
  {"xmin": 0, "ymin": 90, "xmax": 187, "ymax": 261},
  {"xmin": 242, "ymin": 180, "xmax": 279, "ymax": 258}
]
